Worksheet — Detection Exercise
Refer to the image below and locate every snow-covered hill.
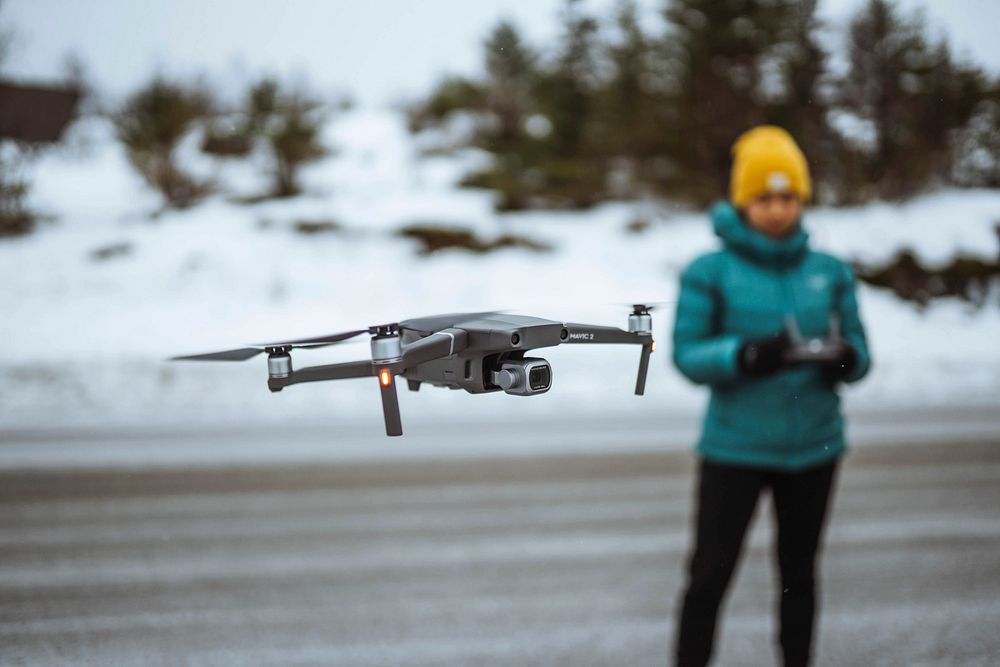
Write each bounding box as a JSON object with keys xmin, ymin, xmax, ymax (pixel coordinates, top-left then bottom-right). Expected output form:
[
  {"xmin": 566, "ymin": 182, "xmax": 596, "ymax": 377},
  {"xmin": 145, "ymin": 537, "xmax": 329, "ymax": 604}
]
[{"xmin": 3, "ymin": 108, "xmax": 999, "ymax": 432}]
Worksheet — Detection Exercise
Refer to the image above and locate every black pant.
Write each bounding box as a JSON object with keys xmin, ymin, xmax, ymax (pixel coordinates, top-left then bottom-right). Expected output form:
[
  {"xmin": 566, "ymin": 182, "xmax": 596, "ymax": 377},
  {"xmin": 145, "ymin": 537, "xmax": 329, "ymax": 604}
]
[{"xmin": 673, "ymin": 456, "xmax": 839, "ymax": 667}]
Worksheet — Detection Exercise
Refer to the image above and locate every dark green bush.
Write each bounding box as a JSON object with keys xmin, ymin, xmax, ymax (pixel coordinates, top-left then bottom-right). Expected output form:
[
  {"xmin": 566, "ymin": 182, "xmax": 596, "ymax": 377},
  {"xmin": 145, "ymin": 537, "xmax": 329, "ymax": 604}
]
[
  {"xmin": 114, "ymin": 78, "xmax": 212, "ymax": 209},
  {"xmin": 397, "ymin": 224, "xmax": 551, "ymax": 255},
  {"xmin": 855, "ymin": 229, "xmax": 1000, "ymax": 309},
  {"xmin": 0, "ymin": 170, "xmax": 32, "ymax": 236}
]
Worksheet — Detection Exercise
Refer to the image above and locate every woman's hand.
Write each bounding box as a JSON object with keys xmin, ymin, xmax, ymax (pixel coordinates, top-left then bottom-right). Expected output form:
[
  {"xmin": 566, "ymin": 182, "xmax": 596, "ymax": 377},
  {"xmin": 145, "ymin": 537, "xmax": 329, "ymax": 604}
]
[
  {"xmin": 820, "ymin": 344, "xmax": 859, "ymax": 385},
  {"xmin": 738, "ymin": 331, "xmax": 792, "ymax": 377}
]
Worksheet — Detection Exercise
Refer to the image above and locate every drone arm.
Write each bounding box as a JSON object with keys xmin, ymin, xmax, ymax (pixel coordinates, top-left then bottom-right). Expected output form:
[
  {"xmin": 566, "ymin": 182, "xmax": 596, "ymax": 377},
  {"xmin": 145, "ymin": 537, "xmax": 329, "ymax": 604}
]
[
  {"xmin": 401, "ymin": 328, "xmax": 468, "ymax": 368},
  {"xmin": 562, "ymin": 323, "xmax": 654, "ymax": 394},
  {"xmin": 268, "ymin": 359, "xmax": 374, "ymax": 391},
  {"xmin": 562, "ymin": 323, "xmax": 648, "ymax": 345}
]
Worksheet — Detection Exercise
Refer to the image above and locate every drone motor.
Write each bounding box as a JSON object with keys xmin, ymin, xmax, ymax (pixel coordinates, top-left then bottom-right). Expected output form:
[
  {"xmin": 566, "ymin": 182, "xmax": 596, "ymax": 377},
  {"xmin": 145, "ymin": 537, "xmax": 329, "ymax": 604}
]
[
  {"xmin": 370, "ymin": 327, "xmax": 402, "ymax": 362},
  {"xmin": 266, "ymin": 347, "xmax": 293, "ymax": 379},
  {"xmin": 628, "ymin": 304, "xmax": 653, "ymax": 334}
]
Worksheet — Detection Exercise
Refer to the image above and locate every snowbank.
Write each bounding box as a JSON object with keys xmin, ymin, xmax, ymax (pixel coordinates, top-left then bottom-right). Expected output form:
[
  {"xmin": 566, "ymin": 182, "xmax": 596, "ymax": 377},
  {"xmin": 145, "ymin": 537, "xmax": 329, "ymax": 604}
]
[{"xmin": 2, "ymin": 108, "xmax": 999, "ymax": 433}]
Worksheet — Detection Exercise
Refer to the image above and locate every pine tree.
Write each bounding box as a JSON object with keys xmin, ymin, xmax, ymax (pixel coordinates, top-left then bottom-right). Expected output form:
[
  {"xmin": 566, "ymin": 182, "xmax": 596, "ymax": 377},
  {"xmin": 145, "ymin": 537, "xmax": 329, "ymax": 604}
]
[
  {"xmin": 478, "ymin": 20, "xmax": 541, "ymax": 209},
  {"xmin": 760, "ymin": 0, "xmax": 840, "ymax": 200},
  {"xmin": 660, "ymin": 0, "xmax": 801, "ymax": 204},
  {"xmin": 267, "ymin": 95, "xmax": 327, "ymax": 197},
  {"xmin": 0, "ymin": 0, "xmax": 10, "ymax": 69},
  {"xmin": 537, "ymin": 0, "xmax": 599, "ymax": 160},
  {"xmin": 530, "ymin": 0, "xmax": 602, "ymax": 207},
  {"xmin": 951, "ymin": 79, "xmax": 1000, "ymax": 188},
  {"xmin": 601, "ymin": 1, "xmax": 667, "ymax": 165},
  {"xmin": 839, "ymin": 0, "xmax": 985, "ymax": 198},
  {"xmin": 483, "ymin": 20, "xmax": 537, "ymax": 152},
  {"xmin": 200, "ymin": 77, "xmax": 329, "ymax": 200},
  {"xmin": 242, "ymin": 78, "xmax": 327, "ymax": 198},
  {"xmin": 843, "ymin": 0, "xmax": 952, "ymax": 199},
  {"xmin": 844, "ymin": 0, "xmax": 909, "ymax": 196},
  {"xmin": 916, "ymin": 39, "xmax": 987, "ymax": 182},
  {"xmin": 0, "ymin": 4, "xmax": 27, "ymax": 234}
]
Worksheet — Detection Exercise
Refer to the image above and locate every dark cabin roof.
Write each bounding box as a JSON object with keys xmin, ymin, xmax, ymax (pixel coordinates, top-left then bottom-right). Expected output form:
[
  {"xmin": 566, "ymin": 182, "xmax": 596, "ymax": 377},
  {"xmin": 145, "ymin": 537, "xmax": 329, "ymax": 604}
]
[{"xmin": 0, "ymin": 80, "xmax": 81, "ymax": 144}]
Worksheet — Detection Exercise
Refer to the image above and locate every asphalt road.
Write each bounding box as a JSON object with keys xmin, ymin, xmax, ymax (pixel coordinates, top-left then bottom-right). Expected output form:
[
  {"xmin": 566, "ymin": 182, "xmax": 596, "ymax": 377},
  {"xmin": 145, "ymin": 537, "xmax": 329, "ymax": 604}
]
[{"xmin": 1, "ymin": 438, "xmax": 999, "ymax": 666}]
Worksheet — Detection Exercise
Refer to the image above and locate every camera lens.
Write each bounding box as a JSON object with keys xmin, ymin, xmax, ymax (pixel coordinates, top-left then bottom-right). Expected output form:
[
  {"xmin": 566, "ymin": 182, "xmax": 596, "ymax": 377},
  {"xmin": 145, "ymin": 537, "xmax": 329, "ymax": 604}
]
[{"xmin": 529, "ymin": 365, "xmax": 550, "ymax": 390}]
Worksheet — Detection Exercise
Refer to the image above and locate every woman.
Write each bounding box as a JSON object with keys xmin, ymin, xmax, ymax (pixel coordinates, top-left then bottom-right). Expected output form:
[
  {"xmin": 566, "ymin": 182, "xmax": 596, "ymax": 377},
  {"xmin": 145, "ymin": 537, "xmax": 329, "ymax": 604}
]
[{"xmin": 671, "ymin": 126, "xmax": 871, "ymax": 667}]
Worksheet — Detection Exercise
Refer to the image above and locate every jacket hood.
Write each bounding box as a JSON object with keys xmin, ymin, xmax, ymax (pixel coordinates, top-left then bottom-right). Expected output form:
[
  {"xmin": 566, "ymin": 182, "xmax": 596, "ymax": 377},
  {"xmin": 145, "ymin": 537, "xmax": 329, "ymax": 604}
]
[{"xmin": 710, "ymin": 200, "xmax": 809, "ymax": 268}]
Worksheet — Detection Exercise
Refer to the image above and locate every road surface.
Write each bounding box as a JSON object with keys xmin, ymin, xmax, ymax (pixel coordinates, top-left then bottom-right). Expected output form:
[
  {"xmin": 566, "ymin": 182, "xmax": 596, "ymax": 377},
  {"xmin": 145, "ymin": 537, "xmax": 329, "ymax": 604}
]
[{"xmin": 1, "ymin": 434, "xmax": 999, "ymax": 665}]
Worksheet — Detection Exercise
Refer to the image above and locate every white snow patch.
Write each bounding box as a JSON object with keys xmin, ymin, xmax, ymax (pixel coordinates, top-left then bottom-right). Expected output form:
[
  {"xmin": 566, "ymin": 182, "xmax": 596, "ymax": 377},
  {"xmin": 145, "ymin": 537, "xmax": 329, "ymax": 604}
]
[{"xmin": 3, "ymin": 107, "xmax": 1000, "ymax": 439}]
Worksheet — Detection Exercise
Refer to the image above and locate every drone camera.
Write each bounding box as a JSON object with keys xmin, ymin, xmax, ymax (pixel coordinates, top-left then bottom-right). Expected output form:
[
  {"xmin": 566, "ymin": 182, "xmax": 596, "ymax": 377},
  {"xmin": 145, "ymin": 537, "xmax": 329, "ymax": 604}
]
[
  {"xmin": 528, "ymin": 364, "xmax": 551, "ymax": 391},
  {"xmin": 492, "ymin": 357, "xmax": 551, "ymax": 396}
]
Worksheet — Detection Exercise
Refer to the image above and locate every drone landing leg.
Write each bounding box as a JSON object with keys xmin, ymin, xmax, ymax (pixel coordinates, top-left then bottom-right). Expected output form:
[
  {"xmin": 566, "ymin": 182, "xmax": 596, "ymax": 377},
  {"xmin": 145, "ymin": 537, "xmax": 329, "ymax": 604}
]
[
  {"xmin": 378, "ymin": 373, "xmax": 403, "ymax": 436},
  {"xmin": 635, "ymin": 341, "xmax": 653, "ymax": 395}
]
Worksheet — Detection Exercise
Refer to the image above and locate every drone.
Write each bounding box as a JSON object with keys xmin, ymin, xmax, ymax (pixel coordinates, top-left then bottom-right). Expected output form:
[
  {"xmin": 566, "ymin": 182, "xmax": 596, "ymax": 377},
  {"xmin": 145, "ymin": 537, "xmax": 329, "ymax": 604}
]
[
  {"xmin": 782, "ymin": 313, "xmax": 846, "ymax": 365},
  {"xmin": 170, "ymin": 306, "xmax": 656, "ymax": 436}
]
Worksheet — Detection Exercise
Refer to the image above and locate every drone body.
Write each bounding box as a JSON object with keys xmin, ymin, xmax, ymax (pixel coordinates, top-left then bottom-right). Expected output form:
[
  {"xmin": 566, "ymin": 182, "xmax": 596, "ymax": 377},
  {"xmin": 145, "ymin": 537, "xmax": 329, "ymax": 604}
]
[
  {"xmin": 172, "ymin": 307, "xmax": 656, "ymax": 436},
  {"xmin": 393, "ymin": 313, "xmax": 564, "ymax": 394}
]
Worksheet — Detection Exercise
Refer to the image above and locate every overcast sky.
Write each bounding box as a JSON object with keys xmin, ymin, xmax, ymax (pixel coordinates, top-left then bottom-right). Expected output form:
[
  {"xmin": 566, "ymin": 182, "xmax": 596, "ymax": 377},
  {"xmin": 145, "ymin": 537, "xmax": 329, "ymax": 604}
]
[{"xmin": 2, "ymin": 0, "xmax": 997, "ymax": 106}]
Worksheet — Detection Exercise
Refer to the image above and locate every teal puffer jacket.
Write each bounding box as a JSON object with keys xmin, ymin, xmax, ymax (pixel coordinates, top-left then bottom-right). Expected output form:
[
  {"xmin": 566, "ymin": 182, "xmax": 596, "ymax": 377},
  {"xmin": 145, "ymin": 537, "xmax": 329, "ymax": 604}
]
[{"xmin": 672, "ymin": 201, "xmax": 871, "ymax": 470}]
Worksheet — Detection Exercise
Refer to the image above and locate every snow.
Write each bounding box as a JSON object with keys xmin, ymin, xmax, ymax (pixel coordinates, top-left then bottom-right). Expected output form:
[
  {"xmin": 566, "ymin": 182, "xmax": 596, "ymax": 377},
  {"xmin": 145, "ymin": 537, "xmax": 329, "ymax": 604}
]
[{"xmin": 2, "ymin": 107, "xmax": 999, "ymax": 434}]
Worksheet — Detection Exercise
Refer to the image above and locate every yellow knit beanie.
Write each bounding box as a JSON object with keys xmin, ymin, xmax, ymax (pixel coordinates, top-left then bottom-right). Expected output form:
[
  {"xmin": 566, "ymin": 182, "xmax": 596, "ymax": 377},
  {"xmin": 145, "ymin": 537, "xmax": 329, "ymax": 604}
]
[{"xmin": 729, "ymin": 125, "xmax": 811, "ymax": 208}]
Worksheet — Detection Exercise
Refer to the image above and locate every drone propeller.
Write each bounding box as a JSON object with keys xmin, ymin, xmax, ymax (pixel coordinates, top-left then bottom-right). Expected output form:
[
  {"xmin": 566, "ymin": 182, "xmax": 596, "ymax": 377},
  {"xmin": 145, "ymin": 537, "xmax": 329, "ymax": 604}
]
[
  {"xmin": 255, "ymin": 328, "xmax": 372, "ymax": 348},
  {"xmin": 623, "ymin": 301, "xmax": 674, "ymax": 313},
  {"xmin": 170, "ymin": 324, "xmax": 398, "ymax": 362},
  {"xmin": 170, "ymin": 347, "xmax": 268, "ymax": 362}
]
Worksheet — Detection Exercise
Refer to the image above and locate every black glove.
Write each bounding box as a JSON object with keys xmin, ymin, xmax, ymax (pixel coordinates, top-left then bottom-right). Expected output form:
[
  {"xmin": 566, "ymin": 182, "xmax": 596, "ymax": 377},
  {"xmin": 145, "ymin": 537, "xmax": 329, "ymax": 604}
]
[
  {"xmin": 738, "ymin": 331, "xmax": 791, "ymax": 377},
  {"xmin": 821, "ymin": 344, "xmax": 858, "ymax": 384}
]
